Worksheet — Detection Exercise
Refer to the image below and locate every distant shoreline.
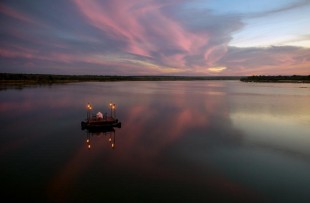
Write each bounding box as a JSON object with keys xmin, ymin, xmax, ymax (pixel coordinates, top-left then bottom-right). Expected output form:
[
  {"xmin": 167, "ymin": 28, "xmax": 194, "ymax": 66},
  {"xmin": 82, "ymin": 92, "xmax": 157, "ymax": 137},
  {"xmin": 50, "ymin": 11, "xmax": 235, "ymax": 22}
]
[
  {"xmin": 1, "ymin": 73, "xmax": 310, "ymax": 86},
  {"xmin": 240, "ymin": 75, "xmax": 310, "ymax": 83},
  {"xmin": 0, "ymin": 73, "xmax": 242, "ymax": 84}
]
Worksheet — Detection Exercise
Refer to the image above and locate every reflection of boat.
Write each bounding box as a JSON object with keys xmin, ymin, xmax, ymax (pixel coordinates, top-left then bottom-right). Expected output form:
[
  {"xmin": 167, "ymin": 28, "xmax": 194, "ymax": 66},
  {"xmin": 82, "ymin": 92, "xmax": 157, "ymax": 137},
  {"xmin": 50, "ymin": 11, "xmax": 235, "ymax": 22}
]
[
  {"xmin": 84, "ymin": 126, "xmax": 117, "ymax": 149},
  {"xmin": 81, "ymin": 102, "xmax": 121, "ymax": 130}
]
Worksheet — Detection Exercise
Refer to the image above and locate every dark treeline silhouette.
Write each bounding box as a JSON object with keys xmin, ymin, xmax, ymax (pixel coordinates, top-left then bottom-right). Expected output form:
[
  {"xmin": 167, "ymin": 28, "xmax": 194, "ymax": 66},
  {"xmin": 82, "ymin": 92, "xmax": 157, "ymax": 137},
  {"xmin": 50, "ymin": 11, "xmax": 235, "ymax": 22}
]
[
  {"xmin": 1, "ymin": 73, "xmax": 242, "ymax": 84},
  {"xmin": 240, "ymin": 75, "xmax": 310, "ymax": 83},
  {"xmin": 2, "ymin": 73, "xmax": 309, "ymax": 84}
]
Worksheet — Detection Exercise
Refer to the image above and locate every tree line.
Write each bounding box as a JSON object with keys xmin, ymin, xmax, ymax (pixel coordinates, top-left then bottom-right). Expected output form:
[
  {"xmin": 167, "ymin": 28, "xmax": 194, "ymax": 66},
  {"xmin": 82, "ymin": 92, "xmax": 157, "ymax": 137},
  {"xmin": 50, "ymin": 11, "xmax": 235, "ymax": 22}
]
[
  {"xmin": 240, "ymin": 75, "xmax": 310, "ymax": 83},
  {"xmin": 1, "ymin": 73, "xmax": 242, "ymax": 83},
  {"xmin": 2, "ymin": 73, "xmax": 309, "ymax": 84}
]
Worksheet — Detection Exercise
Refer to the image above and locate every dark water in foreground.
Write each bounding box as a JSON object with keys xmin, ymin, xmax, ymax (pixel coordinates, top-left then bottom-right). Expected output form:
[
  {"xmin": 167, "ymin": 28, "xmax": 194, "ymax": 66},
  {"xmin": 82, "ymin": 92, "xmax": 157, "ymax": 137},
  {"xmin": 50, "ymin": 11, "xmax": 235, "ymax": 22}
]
[{"xmin": 0, "ymin": 81, "xmax": 310, "ymax": 202}]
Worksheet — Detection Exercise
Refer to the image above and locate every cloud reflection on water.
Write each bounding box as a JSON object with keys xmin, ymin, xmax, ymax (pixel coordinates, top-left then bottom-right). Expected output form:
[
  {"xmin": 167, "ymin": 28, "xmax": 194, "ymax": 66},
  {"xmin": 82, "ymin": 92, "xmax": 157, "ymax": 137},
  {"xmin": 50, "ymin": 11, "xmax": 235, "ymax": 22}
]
[{"xmin": 1, "ymin": 81, "xmax": 310, "ymax": 202}]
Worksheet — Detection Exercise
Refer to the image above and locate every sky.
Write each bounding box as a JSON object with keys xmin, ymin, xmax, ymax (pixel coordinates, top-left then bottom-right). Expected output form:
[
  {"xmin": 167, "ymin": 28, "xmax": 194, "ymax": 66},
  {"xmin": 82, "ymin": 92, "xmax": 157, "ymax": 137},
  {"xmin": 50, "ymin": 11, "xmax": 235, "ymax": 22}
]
[{"xmin": 0, "ymin": 0, "xmax": 310, "ymax": 76}]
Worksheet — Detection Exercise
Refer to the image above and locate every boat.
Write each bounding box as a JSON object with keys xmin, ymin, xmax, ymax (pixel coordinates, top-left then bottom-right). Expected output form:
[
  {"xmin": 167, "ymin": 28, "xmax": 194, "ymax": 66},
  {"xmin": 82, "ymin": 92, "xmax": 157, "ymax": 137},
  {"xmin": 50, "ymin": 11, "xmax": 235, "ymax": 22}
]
[
  {"xmin": 81, "ymin": 117, "xmax": 121, "ymax": 130},
  {"xmin": 81, "ymin": 103, "xmax": 121, "ymax": 130}
]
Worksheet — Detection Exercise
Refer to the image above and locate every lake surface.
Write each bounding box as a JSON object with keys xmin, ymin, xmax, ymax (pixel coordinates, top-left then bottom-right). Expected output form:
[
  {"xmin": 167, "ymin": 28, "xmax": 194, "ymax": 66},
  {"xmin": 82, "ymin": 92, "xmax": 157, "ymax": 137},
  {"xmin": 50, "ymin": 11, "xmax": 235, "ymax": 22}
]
[{"xmin": 0, "ymin": 81, "xmax": 310, "ymax": 203}]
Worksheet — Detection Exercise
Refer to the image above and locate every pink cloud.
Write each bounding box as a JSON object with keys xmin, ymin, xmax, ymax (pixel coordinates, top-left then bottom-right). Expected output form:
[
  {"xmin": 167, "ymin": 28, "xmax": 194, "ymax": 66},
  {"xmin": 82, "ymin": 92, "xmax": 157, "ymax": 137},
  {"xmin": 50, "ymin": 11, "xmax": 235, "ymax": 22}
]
[
  {"xmin": 0, "ymin": 4, "xmax": 40, "ymax": 25},
  {"xmin": 2, "ymin": 1, "xmax": 308, "ymax": 75},
  {"xmin": 220, "ymin": 46, "xmax": 310, "ymax": 75},
  {"xmin": 0, "ymin": 47, "xmax": 65, "ymax": 62},
  {"xmin": 72, "ymin": 0, "xmax": 209, "ymax": 68},
  {"xmin": 0, "ymin": 47, "xmax": 35, "ymax": 58},
  {"xmin": 204, "ymin": 44, "xmax": 228, "ymax": 66},
  {"xmin": 0, "ymin": 1, "xmax": 234, "ymax": 75},
  {"xmin": 73, "ymin": 0, "xmax": 150, "ymax": 56},
  {"xmin": 0, "ymin": 46, "xmax": 162, "ymax": 75}
]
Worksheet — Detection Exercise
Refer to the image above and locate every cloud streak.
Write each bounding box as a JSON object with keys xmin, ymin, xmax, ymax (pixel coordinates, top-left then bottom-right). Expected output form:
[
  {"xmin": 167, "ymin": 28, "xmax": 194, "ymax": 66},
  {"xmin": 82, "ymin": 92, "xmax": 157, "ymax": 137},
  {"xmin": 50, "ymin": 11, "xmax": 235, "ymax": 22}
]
[
  {"xmin": 0, "ymin": 0, "xmax": 309, "ymax": 75},
  {"xmin": 220, "ymin": 46, "xmax": 310, "ymax": 75},
  {"xmin": 72, "ymin": 0, "xmax": 210, "ymax": 67}
]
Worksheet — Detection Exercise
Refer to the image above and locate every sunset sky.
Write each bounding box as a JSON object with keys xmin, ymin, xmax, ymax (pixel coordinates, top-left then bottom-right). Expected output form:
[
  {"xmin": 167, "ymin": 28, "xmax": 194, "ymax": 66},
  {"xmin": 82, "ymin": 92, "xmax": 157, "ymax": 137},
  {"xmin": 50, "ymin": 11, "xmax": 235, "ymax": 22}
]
[{"xmin": 1, "ymin": 0, "xmax": 310, "ymax": 76}]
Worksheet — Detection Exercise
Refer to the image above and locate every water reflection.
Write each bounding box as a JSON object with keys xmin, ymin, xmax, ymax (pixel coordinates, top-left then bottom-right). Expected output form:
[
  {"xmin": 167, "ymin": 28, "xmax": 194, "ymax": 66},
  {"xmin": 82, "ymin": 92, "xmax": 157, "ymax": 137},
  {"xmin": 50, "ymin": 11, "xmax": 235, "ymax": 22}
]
[
  {"xmin": 1, "ymin": 81, "xmax": 310, "ymax": 203},
  {"xmin": 81, "ymin": 102, "xmax": 121, "ymax": 150},
  {"xmin": 83, "ymin": 127, "xmax": 117, "ymax": 149}
]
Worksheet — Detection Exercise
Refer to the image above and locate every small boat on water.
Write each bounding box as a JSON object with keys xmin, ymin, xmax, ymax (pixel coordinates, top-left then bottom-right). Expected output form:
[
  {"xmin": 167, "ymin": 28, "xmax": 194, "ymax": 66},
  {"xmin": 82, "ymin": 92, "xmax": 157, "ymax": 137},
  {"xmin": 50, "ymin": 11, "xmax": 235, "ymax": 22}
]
[
  {"xmin": 81, "ymin": 116, "xmax": 121, "ymax": 130},
  {"xmin": 81, "ymin": 102, "xmax": 121, "ymax": 130}
]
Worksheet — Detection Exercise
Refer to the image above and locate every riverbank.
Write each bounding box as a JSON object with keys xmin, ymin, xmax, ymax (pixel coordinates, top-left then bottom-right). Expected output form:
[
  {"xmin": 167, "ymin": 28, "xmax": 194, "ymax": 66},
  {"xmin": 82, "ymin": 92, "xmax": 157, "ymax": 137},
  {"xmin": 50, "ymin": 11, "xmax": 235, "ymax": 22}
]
[
  {"xmin": 1, "ymin": 73, "xmax": 242, "ymax": 84},
  {"xmin": 240, "ymin": 75, "xmax": 310, "ymax": 83},
  {"xmin": 2, "ymin": 73, "xmax": 309, "ymax": 86}
]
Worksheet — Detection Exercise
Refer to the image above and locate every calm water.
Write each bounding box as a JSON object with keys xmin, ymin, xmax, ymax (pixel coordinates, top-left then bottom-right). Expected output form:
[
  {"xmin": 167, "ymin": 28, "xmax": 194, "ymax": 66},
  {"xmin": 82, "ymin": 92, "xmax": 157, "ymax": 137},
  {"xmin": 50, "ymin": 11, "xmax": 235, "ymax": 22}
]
[{"xmin": 0, "ymin": 81, "xmax": 310, "ymax": 202}]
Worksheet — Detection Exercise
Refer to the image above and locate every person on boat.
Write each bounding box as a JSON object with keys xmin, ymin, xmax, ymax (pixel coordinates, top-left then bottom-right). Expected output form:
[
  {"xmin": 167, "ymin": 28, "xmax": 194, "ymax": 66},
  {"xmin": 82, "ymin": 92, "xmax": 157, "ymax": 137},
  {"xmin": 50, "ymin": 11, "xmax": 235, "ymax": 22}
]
[{"xmin": 96, "ymin": 112, "xmax": 103, "ymax": 120}]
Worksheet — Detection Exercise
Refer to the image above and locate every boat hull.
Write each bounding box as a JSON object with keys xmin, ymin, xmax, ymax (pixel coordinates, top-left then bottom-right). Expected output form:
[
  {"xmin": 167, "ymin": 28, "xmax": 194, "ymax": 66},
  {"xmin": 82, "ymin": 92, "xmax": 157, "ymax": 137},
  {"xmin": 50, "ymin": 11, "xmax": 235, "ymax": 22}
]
[{"xmin": 81, "ymin": 119, "xmax": 121, "ymax": 130}]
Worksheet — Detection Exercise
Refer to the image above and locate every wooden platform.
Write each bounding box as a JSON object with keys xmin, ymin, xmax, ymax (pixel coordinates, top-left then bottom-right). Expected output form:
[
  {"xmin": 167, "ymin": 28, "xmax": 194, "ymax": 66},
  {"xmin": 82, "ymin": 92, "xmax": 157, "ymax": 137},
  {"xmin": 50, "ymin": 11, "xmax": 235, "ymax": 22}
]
[{"xmin": 81, "ymin": 116, "xmax": 121, "ymax": 130}]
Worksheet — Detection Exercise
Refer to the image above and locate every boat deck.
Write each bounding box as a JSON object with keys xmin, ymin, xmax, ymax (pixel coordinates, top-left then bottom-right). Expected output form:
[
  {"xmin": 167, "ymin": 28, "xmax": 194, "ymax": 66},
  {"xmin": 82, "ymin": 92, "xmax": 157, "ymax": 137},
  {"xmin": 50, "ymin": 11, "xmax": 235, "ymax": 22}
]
[{"xmin": 81, "ymin": 116, "xmax": 121, "ymax": 130}]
